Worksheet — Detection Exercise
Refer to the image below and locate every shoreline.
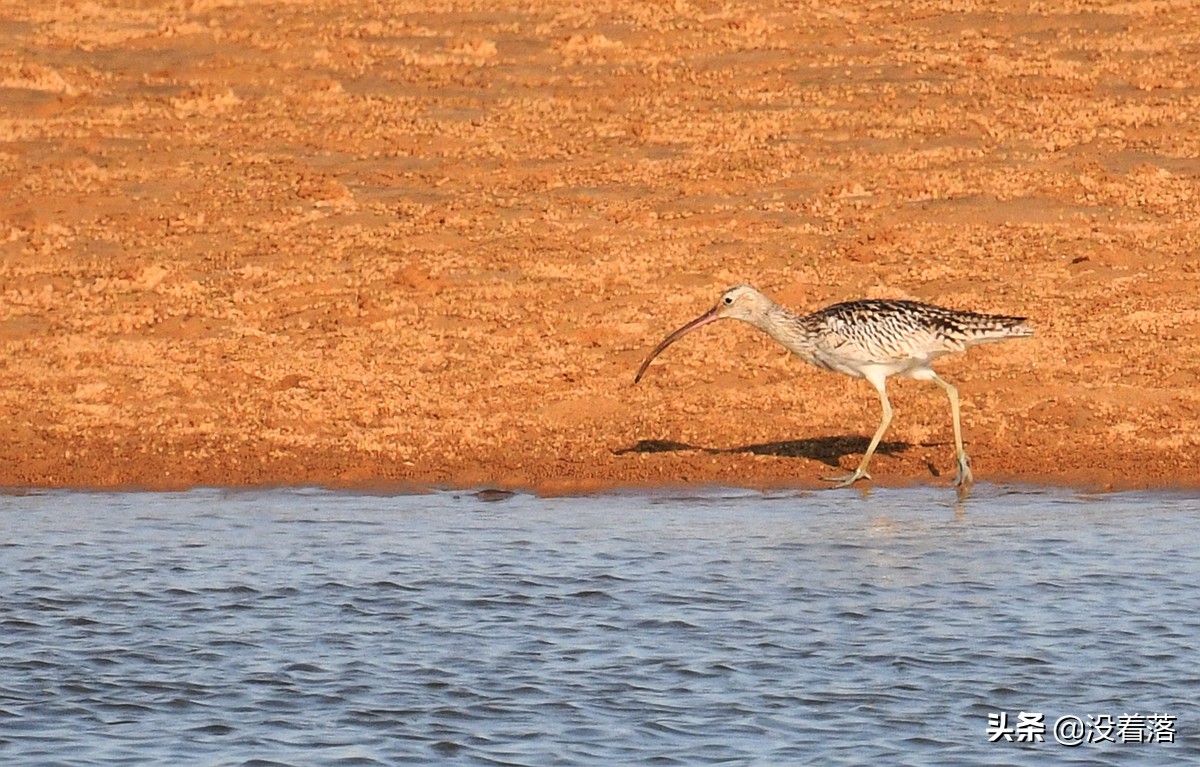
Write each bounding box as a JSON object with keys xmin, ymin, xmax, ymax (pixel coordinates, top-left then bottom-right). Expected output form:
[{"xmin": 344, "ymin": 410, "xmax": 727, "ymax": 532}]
[{"xmin": 5, "ymin": 461, "xmax": 1195, "ymax": 497}]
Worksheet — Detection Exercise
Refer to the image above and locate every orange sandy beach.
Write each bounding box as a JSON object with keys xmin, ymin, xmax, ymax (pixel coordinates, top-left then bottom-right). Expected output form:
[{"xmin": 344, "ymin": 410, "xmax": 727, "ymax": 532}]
[{"xmin": 1, "ymin": 0, "xmax": 1198, "ymax": 493}]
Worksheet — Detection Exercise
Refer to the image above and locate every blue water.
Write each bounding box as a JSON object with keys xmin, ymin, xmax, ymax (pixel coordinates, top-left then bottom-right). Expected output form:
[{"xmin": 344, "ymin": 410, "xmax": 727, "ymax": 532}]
[{"xmin": 1, "ymin": 486, "xmax": 1197, "ymax": 765}]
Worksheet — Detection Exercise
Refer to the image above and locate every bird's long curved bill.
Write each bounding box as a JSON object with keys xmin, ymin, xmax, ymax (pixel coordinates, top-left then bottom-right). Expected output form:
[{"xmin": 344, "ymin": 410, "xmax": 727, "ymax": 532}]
[{"xmin": 634, "ymin": 307, "xmax": 720, "ymax": 383}]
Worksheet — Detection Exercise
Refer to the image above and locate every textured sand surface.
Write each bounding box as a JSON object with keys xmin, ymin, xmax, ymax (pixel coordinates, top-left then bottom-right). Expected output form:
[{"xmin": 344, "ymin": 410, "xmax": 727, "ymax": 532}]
[{"xmin": 2, "ymin": 1, "xmax": 1199, "ymax": 492}]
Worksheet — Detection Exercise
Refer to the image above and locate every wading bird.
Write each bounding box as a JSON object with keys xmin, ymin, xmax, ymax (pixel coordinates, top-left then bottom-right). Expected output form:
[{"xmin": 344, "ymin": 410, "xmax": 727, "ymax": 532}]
[{"xmin": 634, "ymin": 286, "xmax": 1032, "ymax": 488}]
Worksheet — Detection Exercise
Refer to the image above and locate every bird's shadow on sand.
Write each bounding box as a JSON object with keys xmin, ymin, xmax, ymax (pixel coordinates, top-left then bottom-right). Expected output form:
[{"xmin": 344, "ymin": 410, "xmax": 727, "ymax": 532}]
[{"xmin": 615, "ymin": 436, "xmax": 914, "ymax": 468}]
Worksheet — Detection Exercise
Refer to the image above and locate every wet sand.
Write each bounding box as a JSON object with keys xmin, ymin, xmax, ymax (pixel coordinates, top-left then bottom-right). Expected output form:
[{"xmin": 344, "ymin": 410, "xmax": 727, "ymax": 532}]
[{"xmin": 1, "ymin": 1, "xmax": 1198, "ymax": 493}]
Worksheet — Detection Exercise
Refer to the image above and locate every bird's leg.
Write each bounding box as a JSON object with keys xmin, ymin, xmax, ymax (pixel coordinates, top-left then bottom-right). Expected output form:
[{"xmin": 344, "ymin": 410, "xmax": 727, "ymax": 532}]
[
  {"xmin": 824, "ymin": 378, "xmax": 892, "ymax": 488},
  {"xmin": 931, "ymin": 373, "xmax": 973, "ymax": 487}
]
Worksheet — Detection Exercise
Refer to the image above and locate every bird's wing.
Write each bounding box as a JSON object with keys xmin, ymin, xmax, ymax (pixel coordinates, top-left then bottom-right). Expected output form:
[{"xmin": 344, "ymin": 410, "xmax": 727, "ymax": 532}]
[{"xmin": 812, "ymin": 303, "xmax": 946, "ymax": 365}]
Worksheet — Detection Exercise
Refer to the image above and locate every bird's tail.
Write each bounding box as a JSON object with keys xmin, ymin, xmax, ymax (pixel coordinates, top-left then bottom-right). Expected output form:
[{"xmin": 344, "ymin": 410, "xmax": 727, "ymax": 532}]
[{"xmin": 963, "ymin": 313, "xmax": 1033, "ymax": 345}]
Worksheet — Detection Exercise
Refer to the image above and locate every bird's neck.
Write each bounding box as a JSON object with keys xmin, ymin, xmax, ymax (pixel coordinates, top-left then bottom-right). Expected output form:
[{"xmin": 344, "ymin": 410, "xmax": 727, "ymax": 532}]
[{"xmin": 745, "ymin": 301, "xmax": 819, "ymax": 359}]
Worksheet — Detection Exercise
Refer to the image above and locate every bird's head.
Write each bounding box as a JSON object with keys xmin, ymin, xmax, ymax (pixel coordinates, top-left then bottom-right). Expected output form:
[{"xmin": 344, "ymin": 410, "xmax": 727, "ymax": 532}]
[
  {"xmin": 633, "ymin": 285, "xmax": 773, "ymax": 383},
  {"xmin": 713, "ymin": 284, "xmax": 773, "ymax": 323}
]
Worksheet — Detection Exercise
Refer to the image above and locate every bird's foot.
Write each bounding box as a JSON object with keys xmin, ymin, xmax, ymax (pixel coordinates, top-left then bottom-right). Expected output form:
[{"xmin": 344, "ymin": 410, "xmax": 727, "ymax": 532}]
[
  {"xmin": 821, "ymin": 469, "xmax": 872, "ymax": 489},
  {"xmin": 952, "ymin": 454, "xmax": 974, "ymax": 488}
]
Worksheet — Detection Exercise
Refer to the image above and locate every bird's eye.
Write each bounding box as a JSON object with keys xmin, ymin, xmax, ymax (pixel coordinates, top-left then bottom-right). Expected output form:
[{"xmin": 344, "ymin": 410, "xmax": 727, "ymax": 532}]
[{"xmin": 723, "ymin": 296, "xmax": 733, "ymax": 305}]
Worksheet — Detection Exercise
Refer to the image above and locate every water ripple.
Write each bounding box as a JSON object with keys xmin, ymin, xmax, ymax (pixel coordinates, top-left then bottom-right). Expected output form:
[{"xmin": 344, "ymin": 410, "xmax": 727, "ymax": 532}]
[{"xmin": 0, "ymin": 487, "xmax": 1197, "ymax": 765}]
